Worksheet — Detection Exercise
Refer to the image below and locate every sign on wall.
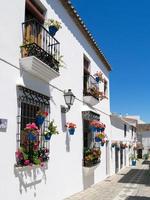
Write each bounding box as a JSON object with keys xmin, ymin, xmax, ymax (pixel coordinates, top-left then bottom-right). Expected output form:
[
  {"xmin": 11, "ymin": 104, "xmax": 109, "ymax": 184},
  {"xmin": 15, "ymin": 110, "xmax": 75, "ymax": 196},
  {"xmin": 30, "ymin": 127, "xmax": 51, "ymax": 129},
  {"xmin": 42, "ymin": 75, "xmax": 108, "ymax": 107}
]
[{"xmin": 0, "ymin": 119, "xmax": 8, "ymax": 131}]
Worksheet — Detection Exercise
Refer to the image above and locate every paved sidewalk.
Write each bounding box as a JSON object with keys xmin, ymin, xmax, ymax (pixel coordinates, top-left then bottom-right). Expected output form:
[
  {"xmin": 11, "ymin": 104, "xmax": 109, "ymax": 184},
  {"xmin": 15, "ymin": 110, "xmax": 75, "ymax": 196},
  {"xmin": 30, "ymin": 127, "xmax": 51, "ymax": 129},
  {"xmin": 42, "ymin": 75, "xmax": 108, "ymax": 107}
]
[{"xmin": 65, "ymin": 160, "xmax": 150, "ymax": 200}]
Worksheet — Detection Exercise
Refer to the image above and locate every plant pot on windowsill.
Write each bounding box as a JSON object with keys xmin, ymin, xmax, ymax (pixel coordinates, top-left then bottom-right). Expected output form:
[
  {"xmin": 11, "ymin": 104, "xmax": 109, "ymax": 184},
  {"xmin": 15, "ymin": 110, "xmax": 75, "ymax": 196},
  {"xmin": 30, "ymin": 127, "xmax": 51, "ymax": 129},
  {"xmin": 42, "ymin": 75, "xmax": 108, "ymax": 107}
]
[{"xmin": 27, "ymin": 132, "xmax": 36, "ymax": 141}]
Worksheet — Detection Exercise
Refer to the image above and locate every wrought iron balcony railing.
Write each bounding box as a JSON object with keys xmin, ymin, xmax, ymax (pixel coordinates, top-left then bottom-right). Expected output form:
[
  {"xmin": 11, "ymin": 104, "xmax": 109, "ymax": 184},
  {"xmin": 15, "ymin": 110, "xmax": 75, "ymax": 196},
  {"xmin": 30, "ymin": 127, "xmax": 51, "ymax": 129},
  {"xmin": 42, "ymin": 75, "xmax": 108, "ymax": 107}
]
[
  {"xmin": 20, "ymin": 19, "xmax": 60, "ymax": 72},
  {"xmin": 83, "ymin": 75, "xmax": 100, "ymax": 100}
]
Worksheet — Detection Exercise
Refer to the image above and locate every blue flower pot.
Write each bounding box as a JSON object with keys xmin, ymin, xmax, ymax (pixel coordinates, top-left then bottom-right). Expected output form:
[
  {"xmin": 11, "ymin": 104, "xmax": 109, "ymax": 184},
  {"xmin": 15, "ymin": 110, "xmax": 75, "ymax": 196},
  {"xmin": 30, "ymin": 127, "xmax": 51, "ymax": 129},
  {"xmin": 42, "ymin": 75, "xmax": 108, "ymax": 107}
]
[
  {"xmin": 49, "ymin": 26, "xmax": 58, "ymax": 37},
  {"xmin": 96, "ymin": 128, "xmax": 101, "ymax": 132},
  {"xmin": 69, "ymin": 128, "xmax": 75, "ymax": 135},
  {"xmin": 35, "ymin": 116, "xmax": 45, "ymax": 126},
  {"xmin": 44, "ymin": 134, "xmax": 52, "ymax": 141},
  {"xmin": 95, "ymin": 137, "xmax": 101, "ymax": 142},
  {"xmin": 100, "ymin": 128, "xmax": 105, "ymax": 132},
  {"xmin": 28, "ymin": 132, "xmax": 36, "ymax": 141},
  {"xmin": 132, "ymin": 160, "xmax": 136, "ymax": 166},
  {"xmin": 90, "ymin": 126, "xmax": 97, "ymax": 132},
  {"xmin": 95, "ymin": 76, "xmax": 100, "ymax": 83}
]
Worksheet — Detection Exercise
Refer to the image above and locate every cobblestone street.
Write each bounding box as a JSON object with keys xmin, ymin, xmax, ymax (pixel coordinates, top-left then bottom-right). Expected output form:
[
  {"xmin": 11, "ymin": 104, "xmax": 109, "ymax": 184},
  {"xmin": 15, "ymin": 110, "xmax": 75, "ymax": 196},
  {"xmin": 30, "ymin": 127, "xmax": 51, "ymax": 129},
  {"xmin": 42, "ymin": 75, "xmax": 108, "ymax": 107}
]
[{"xmin": 65, "ymin": 160, "xmax": 150, "ymax": 200}]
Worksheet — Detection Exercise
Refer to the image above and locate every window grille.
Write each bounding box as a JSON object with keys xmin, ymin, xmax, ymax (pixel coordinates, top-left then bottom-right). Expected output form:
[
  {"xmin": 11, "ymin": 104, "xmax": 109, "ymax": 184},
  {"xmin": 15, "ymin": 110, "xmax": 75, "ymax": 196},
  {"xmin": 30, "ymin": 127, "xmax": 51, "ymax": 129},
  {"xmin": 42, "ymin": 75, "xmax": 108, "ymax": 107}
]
[{"xmin": 16, "ymin": 86, "xmax": 50, "ymax": 166}]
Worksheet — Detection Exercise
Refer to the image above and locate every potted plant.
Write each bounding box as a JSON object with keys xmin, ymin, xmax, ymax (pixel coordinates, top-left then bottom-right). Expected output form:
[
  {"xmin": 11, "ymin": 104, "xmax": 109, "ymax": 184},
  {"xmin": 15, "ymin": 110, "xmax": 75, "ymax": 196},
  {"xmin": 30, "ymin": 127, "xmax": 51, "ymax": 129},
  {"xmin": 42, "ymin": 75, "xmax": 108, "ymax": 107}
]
[
  {"xmin": 84, "ymin": 147, "xmax": 101, "ymax": 167},
  {"xmin": 24, "ymin": 122, "xmax": 39, "ymax": 142},
  {"xmin": 94, "ymin": 71, "xmax": 103, "ymax": 83},
  {"xmin": 44, "ymin": 120, "xmax": 59, "ymax": 140},
  {"xmin": 66, "ymin": 122, "xmax": 77, "ymax": 135},
  {"xmin": 130, "ymin": 154, "xmax": 137, "ymax": 166},
  {"xmin": 35, "ymin": 110, "xmax": 48, "ymax": 126},
  {"xmin": 45, "ymin": 19, "xmax": 62, "ymax": 37}
]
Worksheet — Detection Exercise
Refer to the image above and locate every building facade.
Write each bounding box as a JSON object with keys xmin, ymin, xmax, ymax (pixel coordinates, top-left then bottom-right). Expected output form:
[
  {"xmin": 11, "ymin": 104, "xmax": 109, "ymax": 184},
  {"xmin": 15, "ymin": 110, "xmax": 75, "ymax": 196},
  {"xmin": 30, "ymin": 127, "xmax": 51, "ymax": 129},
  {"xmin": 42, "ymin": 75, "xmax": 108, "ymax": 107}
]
[
  {"xmin": 110, "ymin": 114, "xmax": 136, "ymax": 175},
  {"xmin": 0, "ymin": 0, "xmax": 112, "ymax": 199}
]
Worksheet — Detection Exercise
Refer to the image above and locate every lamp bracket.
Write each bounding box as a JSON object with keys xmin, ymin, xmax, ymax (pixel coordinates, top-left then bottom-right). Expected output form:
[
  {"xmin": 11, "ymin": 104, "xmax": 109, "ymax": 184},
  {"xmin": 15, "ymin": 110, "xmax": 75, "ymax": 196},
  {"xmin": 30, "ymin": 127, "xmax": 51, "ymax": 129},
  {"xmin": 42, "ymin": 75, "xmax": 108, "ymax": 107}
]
[{"xmin": 61, "ymin": 105, "xmax": 70, "ymax": 113}]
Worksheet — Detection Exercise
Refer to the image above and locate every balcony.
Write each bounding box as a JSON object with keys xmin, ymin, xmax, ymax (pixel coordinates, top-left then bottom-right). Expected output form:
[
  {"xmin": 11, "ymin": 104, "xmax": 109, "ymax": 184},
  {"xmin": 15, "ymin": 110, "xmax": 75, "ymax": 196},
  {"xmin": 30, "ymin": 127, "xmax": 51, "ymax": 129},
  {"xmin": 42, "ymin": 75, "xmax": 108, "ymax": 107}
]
[
  {"xmin": 83, "ymin": 75, "xmax": 101, "ymax": 106},
  {"xmin": 20, "ymin": 19, "xmax": 60, "ymax": 82}
]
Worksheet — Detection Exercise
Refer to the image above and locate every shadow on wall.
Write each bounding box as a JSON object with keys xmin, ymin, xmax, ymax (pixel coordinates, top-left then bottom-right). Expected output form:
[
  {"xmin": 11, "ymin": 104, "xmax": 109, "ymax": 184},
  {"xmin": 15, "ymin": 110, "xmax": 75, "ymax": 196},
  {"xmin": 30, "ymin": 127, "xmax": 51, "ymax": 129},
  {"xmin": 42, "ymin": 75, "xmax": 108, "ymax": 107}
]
[
  {"xmin": 125, "ymin": 196, "xmax": 150, "ymax": 200},
  {"xmin": 60, "ymin": 109, "xmax": 71, "ymax": 152},
  {"xmin": 14, "ymin": 163, "xmax": 48, "ymax": 196},
  {"xmin": 45, "ymin": 0, "xmax": 109, "ymax": 77}
]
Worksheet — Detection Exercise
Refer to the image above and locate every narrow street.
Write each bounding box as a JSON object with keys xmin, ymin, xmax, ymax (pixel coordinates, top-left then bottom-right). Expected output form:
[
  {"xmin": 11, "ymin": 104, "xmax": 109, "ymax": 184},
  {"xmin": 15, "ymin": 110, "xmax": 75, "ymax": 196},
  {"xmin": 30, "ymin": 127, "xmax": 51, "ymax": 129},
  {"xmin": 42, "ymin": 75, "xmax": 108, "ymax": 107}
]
[{"xmin": 65, "ymin": 160, "xmax": 150, "ymax": 200}]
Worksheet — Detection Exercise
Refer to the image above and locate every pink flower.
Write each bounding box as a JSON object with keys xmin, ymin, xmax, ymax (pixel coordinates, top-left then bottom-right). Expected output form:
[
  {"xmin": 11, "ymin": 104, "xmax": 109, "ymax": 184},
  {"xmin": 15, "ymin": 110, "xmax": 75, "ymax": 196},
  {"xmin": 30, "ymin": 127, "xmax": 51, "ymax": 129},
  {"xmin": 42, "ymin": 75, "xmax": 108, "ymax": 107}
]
[
  {"xmin": 66, "ymin": 122, "xmax": 77, "ymax": 128},
  {"xmin": 24, "ymin": 160, "xmax": 30, "ymax": 166},
  {"xmin": 41, "ymin": 162, "xmax": 45, "ymax": 167},
  {"xmin": 25, "ymin": 123, "xmax": 38, "ymax": 130},
  {"xmin": 15, "ymin": 150, "xmax": 23, "ymax": 159}
]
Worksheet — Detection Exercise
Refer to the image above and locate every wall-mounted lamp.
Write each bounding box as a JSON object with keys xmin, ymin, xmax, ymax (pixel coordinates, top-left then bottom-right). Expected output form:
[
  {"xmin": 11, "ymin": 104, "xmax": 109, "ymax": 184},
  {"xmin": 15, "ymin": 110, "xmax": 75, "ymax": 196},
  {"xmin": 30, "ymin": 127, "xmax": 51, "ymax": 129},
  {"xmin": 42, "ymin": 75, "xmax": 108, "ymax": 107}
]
[{"xmin": 61, "ymin": 89, "xmax": 75, "ymax": 113}]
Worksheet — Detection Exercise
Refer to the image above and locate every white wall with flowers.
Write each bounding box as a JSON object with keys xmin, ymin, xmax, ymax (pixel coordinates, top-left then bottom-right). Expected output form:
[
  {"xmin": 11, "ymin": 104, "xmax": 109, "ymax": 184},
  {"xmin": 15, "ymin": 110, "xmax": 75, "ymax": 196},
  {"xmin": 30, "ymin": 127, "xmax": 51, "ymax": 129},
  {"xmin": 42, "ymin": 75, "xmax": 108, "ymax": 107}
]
[
  {"xmin": 0, "ymin": 0, "xmax": 111, "ymax": 200},
  {"xmin": 110, "ymin": 115, "xmax": 136, "ymax": 175}
]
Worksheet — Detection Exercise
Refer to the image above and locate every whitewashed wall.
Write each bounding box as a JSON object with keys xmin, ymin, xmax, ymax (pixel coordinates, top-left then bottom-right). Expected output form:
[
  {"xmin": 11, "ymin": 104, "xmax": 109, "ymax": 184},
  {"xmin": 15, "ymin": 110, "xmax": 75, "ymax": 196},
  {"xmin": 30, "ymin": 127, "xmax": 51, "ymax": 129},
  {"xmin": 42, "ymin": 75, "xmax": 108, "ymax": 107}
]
[
  {"xmin": 138, "ymin": 131, "xmax": 150, "ymax": 154},
  {"xmin": 110, "ymin": 115, "xmax": 135, "ymax": 175},
  {"xmin": 0, "ymin": 0, "xmax": 111, "ymax": 200}
]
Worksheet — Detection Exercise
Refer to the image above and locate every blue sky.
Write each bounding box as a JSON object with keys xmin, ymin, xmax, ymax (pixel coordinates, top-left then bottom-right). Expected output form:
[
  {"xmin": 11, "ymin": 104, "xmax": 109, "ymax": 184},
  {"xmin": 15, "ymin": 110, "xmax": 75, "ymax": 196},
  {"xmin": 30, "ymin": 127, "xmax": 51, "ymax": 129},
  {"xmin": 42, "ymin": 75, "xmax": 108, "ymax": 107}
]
[{"xmin": 71, "ymin": 0, "xmax": 150, "ymax": 122}]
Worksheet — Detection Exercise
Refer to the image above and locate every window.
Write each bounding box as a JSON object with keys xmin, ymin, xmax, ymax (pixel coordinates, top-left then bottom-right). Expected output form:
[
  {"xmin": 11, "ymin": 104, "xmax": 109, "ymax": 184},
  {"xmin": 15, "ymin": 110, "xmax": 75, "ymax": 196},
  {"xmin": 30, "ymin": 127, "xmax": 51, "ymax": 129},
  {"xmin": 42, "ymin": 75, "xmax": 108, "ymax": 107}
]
[
  {"xmin": 82, "ymin": 111, "xmax": 101, "ymax": 167},
  {"xmin": 131, "ymin": 126, "xmax": 134, "ymax": 138},
  {"xmin": 16, "ymin": 86, "xmax": 50, "ymax": 167},
  {"xmin": 104, "ymin": 79, "xmax": 108, "ymax": 97},
  {"xmin": 124, "ymin": 124, "xmax": 127, "ymax": 137}
]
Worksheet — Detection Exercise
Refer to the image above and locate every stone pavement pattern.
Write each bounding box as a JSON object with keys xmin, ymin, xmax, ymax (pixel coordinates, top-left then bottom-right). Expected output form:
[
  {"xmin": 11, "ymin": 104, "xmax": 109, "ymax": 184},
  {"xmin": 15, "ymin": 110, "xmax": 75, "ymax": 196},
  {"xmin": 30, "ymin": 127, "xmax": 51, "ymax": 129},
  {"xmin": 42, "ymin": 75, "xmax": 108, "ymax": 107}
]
[{"xmin": 65, "ymin": 160, "xmax": 150, "ymax": 200}]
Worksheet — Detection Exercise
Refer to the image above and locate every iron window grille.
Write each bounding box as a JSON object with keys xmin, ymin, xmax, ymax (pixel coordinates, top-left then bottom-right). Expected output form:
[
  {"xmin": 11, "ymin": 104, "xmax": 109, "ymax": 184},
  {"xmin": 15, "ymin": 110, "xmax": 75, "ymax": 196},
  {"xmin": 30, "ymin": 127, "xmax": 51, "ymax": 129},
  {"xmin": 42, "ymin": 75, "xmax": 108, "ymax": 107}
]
[{"xmin": 16, "ymin": 86, "xmax": 50, "ymax": 165}]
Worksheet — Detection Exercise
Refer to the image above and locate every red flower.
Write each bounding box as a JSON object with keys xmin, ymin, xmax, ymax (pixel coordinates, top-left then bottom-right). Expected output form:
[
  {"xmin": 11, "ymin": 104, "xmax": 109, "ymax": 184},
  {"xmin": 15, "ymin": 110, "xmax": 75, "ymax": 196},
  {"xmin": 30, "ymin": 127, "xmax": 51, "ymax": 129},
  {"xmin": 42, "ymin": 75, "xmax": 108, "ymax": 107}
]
[{"xmin": 66, "ymin": 122, "xmax": 76, "ymax": 129}]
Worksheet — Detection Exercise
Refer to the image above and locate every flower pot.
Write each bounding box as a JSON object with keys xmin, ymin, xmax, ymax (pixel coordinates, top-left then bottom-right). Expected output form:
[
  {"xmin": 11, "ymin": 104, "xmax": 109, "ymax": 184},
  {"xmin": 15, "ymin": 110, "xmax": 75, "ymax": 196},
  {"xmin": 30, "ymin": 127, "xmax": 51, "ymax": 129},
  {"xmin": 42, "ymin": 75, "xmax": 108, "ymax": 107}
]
[
  {"xmin": 27, "ymin": 132, "xmax": 36, "ymax": 141},
  {"xmin": 95, "ymin": 76, "xmax": 100, "ymax": 83},
  {"xmin": 95, "ymin": 137, "xmax": 101, "ymax": 142},
  {"xmin": 132, "ymin": 160, "xmax": 136, "ymax": 166},
  {"xmin": 44, "ymin": 134, "xmax": 52, "ymax": 141},
  {"xmin": 100, "ymin": 128, "xmax": 105, "ymax": 132},
  {"xmin": 69, "ymin": 128, "xmax": 75, "ymax": 135},
  {"xmin": 49, "ymin": 26, "xmax": 58, "ymax": 37},
  {"xmin": 35, "ymin": 116, "xmax": 45, "ymax": 126},
  {"xmin": 96, "ymin": 127, "xmax": 101, "ymax": 132}
]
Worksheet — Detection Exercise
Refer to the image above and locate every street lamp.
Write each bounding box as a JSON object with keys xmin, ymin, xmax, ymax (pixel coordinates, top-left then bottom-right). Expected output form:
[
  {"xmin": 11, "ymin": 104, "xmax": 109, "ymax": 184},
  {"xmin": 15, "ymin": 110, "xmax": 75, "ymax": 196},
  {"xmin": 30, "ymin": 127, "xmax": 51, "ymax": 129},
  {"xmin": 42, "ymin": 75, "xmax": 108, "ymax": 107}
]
[{"xmin": 61, "ymin": 89, "xmax": 75, "ymax": 113}]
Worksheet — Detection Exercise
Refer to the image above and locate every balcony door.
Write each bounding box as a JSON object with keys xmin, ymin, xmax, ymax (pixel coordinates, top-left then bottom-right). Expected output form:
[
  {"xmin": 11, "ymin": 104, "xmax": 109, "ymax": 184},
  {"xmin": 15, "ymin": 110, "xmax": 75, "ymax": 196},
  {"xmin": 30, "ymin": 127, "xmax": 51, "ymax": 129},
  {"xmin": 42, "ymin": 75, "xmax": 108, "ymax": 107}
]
[{"xmin": 23, "ymin": 0, "xmax": 45, "ymax": 50}]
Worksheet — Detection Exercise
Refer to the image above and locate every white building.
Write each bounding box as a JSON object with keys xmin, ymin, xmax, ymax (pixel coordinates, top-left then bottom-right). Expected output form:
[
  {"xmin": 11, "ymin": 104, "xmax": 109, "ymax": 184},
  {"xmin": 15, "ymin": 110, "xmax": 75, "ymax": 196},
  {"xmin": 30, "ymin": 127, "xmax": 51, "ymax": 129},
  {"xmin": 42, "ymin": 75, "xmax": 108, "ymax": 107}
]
[
  {"xmin": 0, "ymin": 0, "xmax": 112, "ymax": 199},
  {"xmin": 110, "ymin": 114, "xmax": 136, "ymax": 175},
  {"xmin": 136, "ymin": 124, "xmax": 150, "ymax": 157}
]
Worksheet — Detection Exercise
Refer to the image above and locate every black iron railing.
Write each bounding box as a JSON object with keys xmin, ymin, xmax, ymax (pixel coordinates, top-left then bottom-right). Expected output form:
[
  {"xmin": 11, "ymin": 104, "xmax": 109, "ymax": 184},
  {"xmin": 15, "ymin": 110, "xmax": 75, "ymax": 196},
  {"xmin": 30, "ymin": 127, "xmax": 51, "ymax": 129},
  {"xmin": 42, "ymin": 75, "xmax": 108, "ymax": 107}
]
[
  {"xmin": 83, "ymin": 75, "xmax": 100, "ymax": 100},
  {"xmin": 21, "ymin": 19, "xmax": 60, "ymax": 72}
]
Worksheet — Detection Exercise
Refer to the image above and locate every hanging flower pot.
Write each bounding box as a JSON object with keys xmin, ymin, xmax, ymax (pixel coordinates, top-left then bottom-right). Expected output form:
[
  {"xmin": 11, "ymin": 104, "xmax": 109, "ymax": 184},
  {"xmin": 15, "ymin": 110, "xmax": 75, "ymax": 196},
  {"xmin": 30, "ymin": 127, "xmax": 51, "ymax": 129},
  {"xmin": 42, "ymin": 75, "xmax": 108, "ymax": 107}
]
[
  {"xmin": 95, "ymin": 76, "xmax": 100, "ymax": 83},
  {"xmin": 44, "ymin": 133, "xmax": 52, "ymax": 141},
  {"xmin": 95, "ymin": 137, "xmax": 101, "ymax": 142},
  {"xmin": 27, "ymin": 132, "xmax": 36, "ymax": 141},
  {"xmin": 101, "ymin": 128, "xmax": 105, "ymax": 132},
  {"xmin": 49, "ymin": 26, "xmax": 58, "ymax": 37},
  {"xmin": 69, "ymin": 128, "xmax": 75, "ymax": 135},
  {"xmin": 35, "ymin": 116, "xmax": 45, "ymax": 126}
]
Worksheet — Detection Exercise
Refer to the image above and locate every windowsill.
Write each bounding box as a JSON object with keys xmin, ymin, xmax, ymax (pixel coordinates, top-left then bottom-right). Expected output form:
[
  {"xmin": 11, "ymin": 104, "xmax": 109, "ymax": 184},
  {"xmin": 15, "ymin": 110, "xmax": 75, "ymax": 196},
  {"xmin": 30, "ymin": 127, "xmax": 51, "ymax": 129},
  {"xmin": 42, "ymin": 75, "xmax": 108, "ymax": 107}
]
[{"xmin": 14, "ymin": 161, "xmax": 48, "ymax": 170}]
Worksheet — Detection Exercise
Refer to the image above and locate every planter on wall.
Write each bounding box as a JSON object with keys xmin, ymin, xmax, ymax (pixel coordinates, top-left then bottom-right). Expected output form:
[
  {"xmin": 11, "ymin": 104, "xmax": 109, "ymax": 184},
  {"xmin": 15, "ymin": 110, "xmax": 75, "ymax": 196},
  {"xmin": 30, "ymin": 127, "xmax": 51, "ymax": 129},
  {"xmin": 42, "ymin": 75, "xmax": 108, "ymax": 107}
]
[{"xmin": 49, "ymin": 26, "xmax": 58, "ymax": 37}]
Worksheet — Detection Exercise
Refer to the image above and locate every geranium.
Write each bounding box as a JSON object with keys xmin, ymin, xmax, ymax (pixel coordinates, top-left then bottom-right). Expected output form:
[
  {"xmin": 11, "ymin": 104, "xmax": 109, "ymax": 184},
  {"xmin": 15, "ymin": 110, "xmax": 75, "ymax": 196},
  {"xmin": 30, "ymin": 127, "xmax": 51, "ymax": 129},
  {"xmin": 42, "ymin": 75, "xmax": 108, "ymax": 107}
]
[
  {"xmin": 25, "ymin": 123, "xmax": 38, "ymax": 130},
  {"xmin": 89, "ymin": 120, "xmax": 106, "ymax": 128},
  {"xmin": 66, "ymin": 122, "xmax": 76, "ymax": 129}
]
